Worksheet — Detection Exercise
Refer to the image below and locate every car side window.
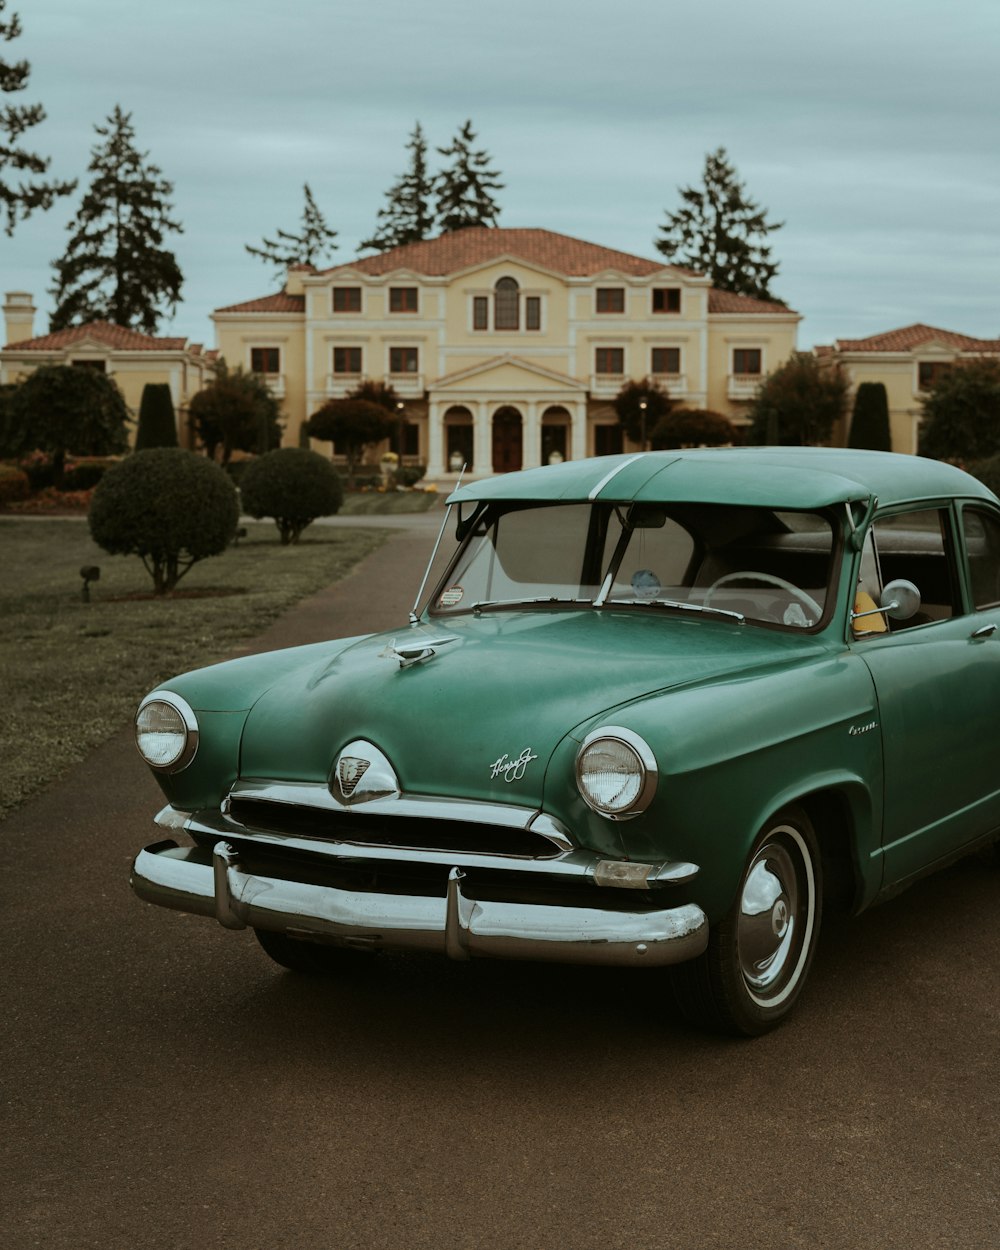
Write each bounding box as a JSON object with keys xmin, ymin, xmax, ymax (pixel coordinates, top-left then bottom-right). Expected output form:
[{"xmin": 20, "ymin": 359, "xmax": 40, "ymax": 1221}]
[
  {"xmin": 871, "ymin": 507, "xmax": 959, "ymax": 629},
  {"xmin": 962, "ymin": 508, "xmax": 1000, "ymax": 610}
]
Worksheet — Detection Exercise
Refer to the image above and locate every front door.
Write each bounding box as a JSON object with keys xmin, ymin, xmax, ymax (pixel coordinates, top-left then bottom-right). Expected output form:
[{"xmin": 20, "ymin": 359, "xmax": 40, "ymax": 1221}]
[{"xmin": 492, "ymin": 407, "xmax": 523, "ymax": 473}]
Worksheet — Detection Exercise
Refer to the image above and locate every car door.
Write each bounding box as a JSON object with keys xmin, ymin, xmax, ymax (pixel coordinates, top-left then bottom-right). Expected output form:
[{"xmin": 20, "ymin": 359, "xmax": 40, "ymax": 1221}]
[{"xmin": 855, "ymin": 503, "xmax": 1000, "ymax": 884}]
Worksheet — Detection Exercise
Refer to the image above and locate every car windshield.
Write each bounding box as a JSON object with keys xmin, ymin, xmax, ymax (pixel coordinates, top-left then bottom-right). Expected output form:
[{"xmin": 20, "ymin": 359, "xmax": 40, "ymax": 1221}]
[{"xmin": 430, "ymin": 500, "xmax": 838, "ymax": 630}]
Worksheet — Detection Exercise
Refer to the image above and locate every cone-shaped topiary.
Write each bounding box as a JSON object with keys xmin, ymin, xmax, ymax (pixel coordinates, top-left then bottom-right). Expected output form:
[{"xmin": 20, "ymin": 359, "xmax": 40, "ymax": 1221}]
[
  {"xmin": 135, "ymin": 383, "xmax": 178, "ymax": 449},
  {"xmin": 88, "ymin": 448, "xmax": 238, "ymax": 593},
  {"xmin": 239, "ymin": 446, "xmax": 344, "ymax": 545},
  {"xmin": 847, "ymin": 382, "xmax": 891, "ymax": 451}
]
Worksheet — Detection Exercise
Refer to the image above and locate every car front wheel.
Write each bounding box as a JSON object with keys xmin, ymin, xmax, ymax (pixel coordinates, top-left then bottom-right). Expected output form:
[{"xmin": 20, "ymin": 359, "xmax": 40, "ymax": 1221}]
[{"xmin": 672, "ymin": 808, "xmax": 822, "ymax": 1036}]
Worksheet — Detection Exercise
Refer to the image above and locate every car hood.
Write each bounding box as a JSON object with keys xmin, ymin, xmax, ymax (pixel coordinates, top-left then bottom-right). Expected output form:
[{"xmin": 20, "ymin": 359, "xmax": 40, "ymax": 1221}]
[{"xmin": 238, "ymin": 609, "xmax": 828, "ymax": 809}]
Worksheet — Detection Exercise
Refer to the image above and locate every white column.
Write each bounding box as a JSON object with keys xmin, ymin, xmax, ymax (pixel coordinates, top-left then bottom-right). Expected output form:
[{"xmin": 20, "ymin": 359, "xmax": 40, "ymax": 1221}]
[
  {"xmin": 475, "ymin": 401, "xmax": 492, "ymax": 474},
  {"xmin": 427, "ymin": 400, "xmax": 445, "ymax": 478},
  {"xmin": 523, "ymin": 399, "xmax": 541, "ymax": 469},
  {"xmin": 571, "ymin": 400, "xmax": 588, "ymax": 461}
]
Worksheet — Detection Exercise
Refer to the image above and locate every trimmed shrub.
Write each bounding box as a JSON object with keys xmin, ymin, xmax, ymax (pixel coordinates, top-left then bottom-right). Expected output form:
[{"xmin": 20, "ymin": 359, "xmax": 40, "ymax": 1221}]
[
  {"xmin": 0, "ymin": 463, "xmax": 29, "ymax": 504},
  {"xmin": 89, "ymin": 449, "xmax": 239, "ymax": 594},
  {"xmin": 135, "ymin": 383, "xmax": 178, "ymax": 450},
  {"xmin": 62, "ymin": 457, "xmax": 116, "ymax": 491},
  {"xmin": 397, "ymin": 463, "xmax": 427, "ymax": 487},
  {"xmin": 848, "ymin": 382, "xmax": 891, "ymax": 451},
  {"xmin": 240, "ymin": 447, "xmax": 344, "ymax": 544},
  {"xmin": 652, "ymin": 408, "xmax": 734, "ymax": 449}
]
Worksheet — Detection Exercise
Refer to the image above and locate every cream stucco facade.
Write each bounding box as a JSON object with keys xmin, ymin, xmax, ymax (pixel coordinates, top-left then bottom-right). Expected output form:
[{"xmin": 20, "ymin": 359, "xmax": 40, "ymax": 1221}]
[
  {"xmin": 1, "ymin": 293, "xmax": 215, "ymax": 446},
  {"xmin": 214, "ymin": 229, "xmax": 800, "ymax": 477},
  {"xmin": 819, "ymin": 324, "xmax": 1000, "ymax": 455}
]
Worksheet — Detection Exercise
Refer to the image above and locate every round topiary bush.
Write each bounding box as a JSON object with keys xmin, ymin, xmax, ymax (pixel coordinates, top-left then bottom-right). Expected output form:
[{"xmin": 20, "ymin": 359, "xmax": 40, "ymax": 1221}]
[
  {"xmin": 240, "ymin": 446, "xmax": 344, "ymax": 545},
  {"xmin": 0, "ymin": 463, "xmax": 29, "ymax": 504},
  {"xmin": 88, "ymin": 448, "xmax": 239, "ymax": 594}
]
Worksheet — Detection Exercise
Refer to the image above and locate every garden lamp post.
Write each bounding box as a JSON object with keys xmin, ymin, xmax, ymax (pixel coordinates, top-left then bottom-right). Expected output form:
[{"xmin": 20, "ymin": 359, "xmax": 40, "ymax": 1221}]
[{"xmin": 638, "ymin": 398, "xmax": 648, "ymax": 451}]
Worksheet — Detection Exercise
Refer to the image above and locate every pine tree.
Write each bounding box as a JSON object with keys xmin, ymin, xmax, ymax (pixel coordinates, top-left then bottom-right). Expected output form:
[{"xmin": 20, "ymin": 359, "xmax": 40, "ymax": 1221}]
[
  {"xmin": 360, "ymin": 122, "xmax": 435, "ymax": 252},
  {"xmin": 434, "ymin": 120, "xmax": 503, "ymax": 233},
  {"xmin": 656, "ymin": 147, "xmax": 784, "ymax": 302},
  {"xmin": 0, "ymin": 1, "xmax": 76, "ymax": 235},
  {"xmin": 49, "ymin": 106, "xmax": 183, "ymax": 333},
  {"xmin": 246, "ymin": 183, "xmax": 338, "ymax": 276}
]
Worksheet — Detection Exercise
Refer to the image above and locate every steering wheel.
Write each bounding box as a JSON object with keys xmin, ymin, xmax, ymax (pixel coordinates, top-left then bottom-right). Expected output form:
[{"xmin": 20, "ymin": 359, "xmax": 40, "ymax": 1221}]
[{"xmin": 703, "ymin": 571, "xmax": 823, "ymax": 624}]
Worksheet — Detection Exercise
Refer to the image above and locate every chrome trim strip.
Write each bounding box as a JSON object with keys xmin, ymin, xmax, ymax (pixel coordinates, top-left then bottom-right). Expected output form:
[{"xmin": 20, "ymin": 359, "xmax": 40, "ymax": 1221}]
[
  {"xmin": 588, "ymin": 455, "xmax": 644, "ymax": 502},
  {"xmin": 132, "ymin": 840, "xmax": 709, "ymax": 969},
  {"xmin": 135, "ymin": 690, "xmax": 200, "ymax": 774},
  {"xmin": 228, "ymin": 780, "xmax": 572, "ymax": 844}
]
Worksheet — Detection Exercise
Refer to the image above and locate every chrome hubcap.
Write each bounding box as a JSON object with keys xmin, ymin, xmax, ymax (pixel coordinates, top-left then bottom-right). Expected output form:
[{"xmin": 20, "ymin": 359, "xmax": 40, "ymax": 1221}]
[{"xmin": 737, "ymin": 827, "xmax": 814, "ymax": 1007}]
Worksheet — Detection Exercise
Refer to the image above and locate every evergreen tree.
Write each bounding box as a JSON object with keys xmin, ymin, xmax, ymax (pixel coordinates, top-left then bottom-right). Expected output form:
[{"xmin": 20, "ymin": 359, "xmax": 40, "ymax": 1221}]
[
  {"xmin": 135, "ymin": 382, "xmax": 178, "ymax": 449},
  {"xmin": 246, "ymin": 183, "xmax": 338, "ymax": 276},
  {"xmin": 49, "ymin": 106, "xmax": 183, "ymax": 333},
  {"xmin": 0, "ymin": 1, "xmax": 76, "ymax": 235},
  {"xmin": 847, "ymin": 382, "xmax": 891, "ymax": 451},
  {"xmin": 656, "ymin": 147, "xmax": 784, "ymax": 301},
  {"xmin": 434, "ymin": 120, "xmax": 503, "ymax": 233},
  {"xmin": 360, "ymin": 122, "xmax": 435, "ymax": 252}
]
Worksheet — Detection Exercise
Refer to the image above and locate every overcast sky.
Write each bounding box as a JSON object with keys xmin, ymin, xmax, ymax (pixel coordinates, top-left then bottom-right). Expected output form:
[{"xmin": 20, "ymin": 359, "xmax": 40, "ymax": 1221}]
[{"xmin": 3, "ymin": 0, "xmax": 998, "ymax": 351}]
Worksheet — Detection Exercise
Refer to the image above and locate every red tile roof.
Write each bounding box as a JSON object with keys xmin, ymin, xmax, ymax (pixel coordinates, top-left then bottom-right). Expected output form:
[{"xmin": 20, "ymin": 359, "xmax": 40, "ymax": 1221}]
[
  {"xmin": 215, "ymin": 292, "xmax": 306, "ymax": 314},
  {"xmin": 4, "ymin": 321, "xmax": 189, "ymax": 352},
  {"xmin": 325, "ymin": 228, "xmax": 677, "ymax": 278},
  {"xmin": 834, "ymin": 324, "xmax": 1000, "ymax": 354},
  {"xmin": 214, "ymin": 229, "xmax": 797, "ymax": 318},
  {"xmin": 707, "ymin": 289, "xmax": 792, "ymax": 315}
]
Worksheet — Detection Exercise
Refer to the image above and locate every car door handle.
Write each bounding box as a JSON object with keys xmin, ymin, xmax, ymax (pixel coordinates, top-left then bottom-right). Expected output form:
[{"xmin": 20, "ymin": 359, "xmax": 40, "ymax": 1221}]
[{"xmin": 971, "ymin": 623, "xmax": 997, "ymax": 640}]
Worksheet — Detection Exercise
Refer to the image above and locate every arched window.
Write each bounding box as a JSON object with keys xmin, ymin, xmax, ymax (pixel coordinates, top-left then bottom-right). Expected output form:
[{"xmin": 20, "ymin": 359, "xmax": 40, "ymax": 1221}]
[{"xmin": 494, "ymin": 277, "xmax": 519, "ymax": 331}]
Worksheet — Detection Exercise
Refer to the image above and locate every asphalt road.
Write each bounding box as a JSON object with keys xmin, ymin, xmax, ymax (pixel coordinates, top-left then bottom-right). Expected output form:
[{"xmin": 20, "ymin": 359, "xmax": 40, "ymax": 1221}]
[{"xmin": 3, "ymin": 514, "xmax": 999, "ymax": 1250}]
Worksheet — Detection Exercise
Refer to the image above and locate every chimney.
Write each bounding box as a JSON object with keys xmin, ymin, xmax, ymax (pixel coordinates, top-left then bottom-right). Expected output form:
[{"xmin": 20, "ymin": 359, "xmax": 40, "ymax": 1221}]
[{"xmin": 4, "ymin": 291, "xmax": 36, "ymax": 345}]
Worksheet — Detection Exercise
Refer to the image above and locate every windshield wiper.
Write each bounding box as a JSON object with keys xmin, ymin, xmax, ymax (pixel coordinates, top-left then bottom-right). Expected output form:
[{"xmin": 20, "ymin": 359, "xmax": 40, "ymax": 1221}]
[
  {"xmin": 603, "ymin": 597, "xmax": 746, "ymax": 623},
  {"xmin": 471, "ymin": 597, "xmax": 592, "ymax": 615}
]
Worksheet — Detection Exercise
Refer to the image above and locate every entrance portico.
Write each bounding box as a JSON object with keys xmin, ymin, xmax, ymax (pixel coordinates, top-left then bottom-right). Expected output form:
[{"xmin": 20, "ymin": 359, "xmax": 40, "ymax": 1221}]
[{"xmin": 427, "ymin": 355, "xmax": 588, "ymax": 477}]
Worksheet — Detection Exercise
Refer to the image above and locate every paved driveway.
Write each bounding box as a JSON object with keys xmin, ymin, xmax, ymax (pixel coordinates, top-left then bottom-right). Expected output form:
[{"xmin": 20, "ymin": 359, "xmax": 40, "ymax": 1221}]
[{"xmin": 3, "ymin": 517, "xmax": 999, "ymax": 1250}]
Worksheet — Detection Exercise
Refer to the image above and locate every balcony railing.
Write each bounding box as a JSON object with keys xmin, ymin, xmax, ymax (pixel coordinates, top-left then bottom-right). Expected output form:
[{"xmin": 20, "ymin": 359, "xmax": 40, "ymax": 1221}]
[
  {"xmin": 650, "ymin": 372, "xmax": 687, "ymax": 397},
  {"xmin": 590, "ymin": 372, "xmax": 626, "ymax": 396},
  {"xmin": 727, "ymin": 373, "xmax": 762, "ymax": 400},
  {"xmin": 259, "ymin": 372, "xmax": 286, "ymax": 398}
]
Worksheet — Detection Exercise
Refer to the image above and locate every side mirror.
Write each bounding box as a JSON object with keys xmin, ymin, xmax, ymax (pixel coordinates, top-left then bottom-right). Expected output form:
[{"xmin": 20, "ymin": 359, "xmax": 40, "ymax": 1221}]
[{"xmin": 880, "ymin": 579, "xmax": 921, "ymax": 621}]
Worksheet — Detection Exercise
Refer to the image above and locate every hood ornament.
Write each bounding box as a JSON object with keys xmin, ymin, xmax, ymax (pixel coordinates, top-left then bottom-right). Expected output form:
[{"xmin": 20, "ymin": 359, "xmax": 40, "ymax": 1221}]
[{"xmin": 379, "ymin": 635, "xmax": 458, "ymax": 670}]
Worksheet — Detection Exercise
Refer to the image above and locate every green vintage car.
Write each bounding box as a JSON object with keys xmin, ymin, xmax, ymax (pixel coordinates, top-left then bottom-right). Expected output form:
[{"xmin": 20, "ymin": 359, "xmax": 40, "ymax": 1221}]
[{"xmin": 131, "ymin": 448, "xmax": 1000, "ymax": 1034}]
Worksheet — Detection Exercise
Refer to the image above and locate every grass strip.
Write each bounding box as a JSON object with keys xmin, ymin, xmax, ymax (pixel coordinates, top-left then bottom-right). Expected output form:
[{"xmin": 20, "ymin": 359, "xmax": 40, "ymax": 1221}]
[{"xmin": 0, "ymin": 519, "xmax": 386, "ymax": 820}]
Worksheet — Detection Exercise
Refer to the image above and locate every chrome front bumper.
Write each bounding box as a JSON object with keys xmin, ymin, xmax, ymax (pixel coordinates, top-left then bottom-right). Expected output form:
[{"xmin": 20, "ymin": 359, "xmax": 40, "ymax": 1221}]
[{"xmin": 131, "ymin": 838, "xmax": 709, "ymax": 969}]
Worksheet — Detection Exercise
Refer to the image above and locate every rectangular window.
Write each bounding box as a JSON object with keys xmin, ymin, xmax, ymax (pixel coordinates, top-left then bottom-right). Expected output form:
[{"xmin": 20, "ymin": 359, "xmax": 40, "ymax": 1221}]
[
  {"xmin": 733, "ymin": 348, "xmax": 762, "ymax": 375},
  {"xmin": 333, "ymin": 346, "xmax": 362, "ymax": 373},
  {"xmin": 651, "ymin": 347, "xmax": 681, "ymax": 375},
  {"xmin": 389, "ymin": 346, "xmax": 419, "ymax": 374},
  {"xmin": 472, "ymin": 296, "xmax": 489, "ymax": 330},
  {"xmin": 596, "ymin": 287, "xmax": 625, "ymax": 314},
  {"xmin": 525, "ymin": 296, "xmax": 541, "ymax": 331},
  {"xmin": 389, "ymin": 286, "xmax": 418, "ymax": 313},
  {"xmin": 595, "ymin": 347, "xmax": 625, "ymax": 374},
  {"xmin": 872, "ymin": 508, "xmax": 957, "ymax": 625},
  {"xmin": 71, "ymin": 358, "xmax": 106, "ymax": 372},
  {"xmin": 250, "ymin": 347, "xmax": 280, "ymax": 374},
  {"xmin": 918, "ymin": 361, "xmax": 952, "ymax": 391},
  {"xmin": 963, "ymin": 509, "xmax": 1000, "ymax": 610},
  {"xmin": 332, "ymin": 287, "xmax": 362, "ymax": 313},
  {"xmin": 652, "ymin": 287, "xmax": 681, "ymax": 314}
]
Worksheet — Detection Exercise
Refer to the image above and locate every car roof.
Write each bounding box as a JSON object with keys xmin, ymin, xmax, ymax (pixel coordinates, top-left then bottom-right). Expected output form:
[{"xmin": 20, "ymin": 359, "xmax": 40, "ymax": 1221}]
[{"xmin": 447, "ymin": 448, "xmax": 996, "ymax": 511}]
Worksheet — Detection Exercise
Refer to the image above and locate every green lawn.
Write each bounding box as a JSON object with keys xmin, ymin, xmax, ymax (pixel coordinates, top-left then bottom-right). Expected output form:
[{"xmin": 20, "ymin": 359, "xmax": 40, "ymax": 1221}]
[{"xmin": 0, "ymin": 519, "xmax": 386, "ymax": 820}]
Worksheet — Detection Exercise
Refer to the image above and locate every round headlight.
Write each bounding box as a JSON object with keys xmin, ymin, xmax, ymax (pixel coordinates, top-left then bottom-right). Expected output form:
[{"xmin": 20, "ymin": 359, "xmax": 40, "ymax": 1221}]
[
  {"xmin": 576, "ymin": 727, "xmax": 657, "ymax": 819},
  {"xmin": 135, "ymin": 692, "xmax": 199, "ymax": 772}
]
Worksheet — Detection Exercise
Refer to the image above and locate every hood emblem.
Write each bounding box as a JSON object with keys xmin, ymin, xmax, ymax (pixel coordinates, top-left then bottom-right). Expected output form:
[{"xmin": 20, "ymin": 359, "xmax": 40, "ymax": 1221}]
[
  {"xmin": 331, "ymin": 740, "xmax": 400, "ymax": 806},
  {"xmin": 337, "ymin": 757, "xmax": 371, "ymax": 797},
  {"xmin": 489, "ymin": 747, "xmax": 538, "ymax": 784}
]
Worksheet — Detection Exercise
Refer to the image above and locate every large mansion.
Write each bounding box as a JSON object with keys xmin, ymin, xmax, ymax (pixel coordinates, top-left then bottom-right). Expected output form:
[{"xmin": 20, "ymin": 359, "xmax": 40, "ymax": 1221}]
[{"xmin": 213, "ymin": 228, "xmax": 799, "ymax": 477}]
